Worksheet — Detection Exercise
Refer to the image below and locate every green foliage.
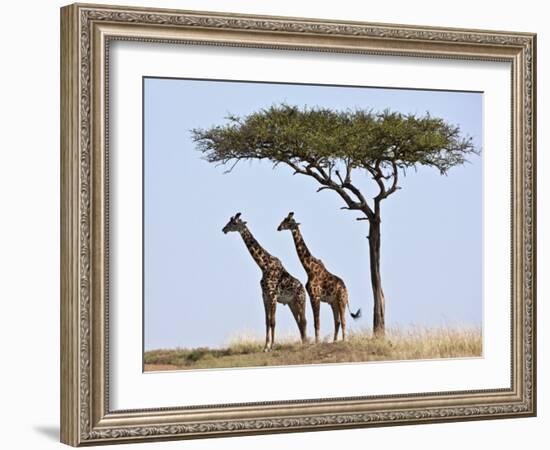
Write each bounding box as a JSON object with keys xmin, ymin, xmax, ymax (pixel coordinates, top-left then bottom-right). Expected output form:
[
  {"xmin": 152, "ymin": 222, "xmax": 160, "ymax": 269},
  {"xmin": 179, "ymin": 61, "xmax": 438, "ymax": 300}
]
[{"xmin": 192, "ymin": 104, "xmax": 478, "ymax": 177}]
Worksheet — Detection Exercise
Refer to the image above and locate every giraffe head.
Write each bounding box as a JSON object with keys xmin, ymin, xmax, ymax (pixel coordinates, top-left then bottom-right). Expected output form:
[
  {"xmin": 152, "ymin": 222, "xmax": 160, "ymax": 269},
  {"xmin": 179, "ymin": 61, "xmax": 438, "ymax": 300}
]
[
  {"xmin": 277, "ymin": 212, "xmax": 300, "ymax": 232},
  {"xmin": 222, "ymin": 212, "xmax": 247, "ymax": 234}
]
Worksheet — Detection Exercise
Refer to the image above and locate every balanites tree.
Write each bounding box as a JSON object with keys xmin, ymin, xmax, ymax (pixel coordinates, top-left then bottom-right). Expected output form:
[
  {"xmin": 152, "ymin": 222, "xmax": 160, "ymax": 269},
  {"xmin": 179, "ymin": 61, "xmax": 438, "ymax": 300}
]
[{"xmin": 192, "ymin": 104, "xmax": 478, "ymax": 336}]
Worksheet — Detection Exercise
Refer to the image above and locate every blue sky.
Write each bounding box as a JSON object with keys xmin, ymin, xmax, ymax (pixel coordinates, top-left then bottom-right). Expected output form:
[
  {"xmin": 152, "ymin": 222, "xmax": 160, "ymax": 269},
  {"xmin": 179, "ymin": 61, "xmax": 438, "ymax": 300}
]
[{"xmin": 143, "ymin": 78, "xmax": 482, "ymax": 351}]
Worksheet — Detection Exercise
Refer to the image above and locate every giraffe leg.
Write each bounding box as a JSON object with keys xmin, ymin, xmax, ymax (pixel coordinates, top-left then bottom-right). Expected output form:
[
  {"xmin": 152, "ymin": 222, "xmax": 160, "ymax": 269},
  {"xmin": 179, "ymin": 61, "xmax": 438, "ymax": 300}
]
[
  {"xmin": 262, "ymin": 292, "xmax": 272, "ymax": 352},
  {"xmin": 290, "ymin": 300, "xmax": 307, "ymax": 344},
  {"xmin": 300, "ymin": 312, "xmax": 308, "ymax": 344},
  {"xmin": 311, "ymin": 298, "xmax": 321, "ymax": 344},
  {"xmin": 299, "ymin": 289, "xmax": 308, "ymax": 343},
  {"xmin": 338, "ymin": 286, "xmax": 349, "ymax": 341},
  {"xmin": 264, "ymin": 306, "xmax": 271, "ymax": 352},
  {"xmin": 289, "ymin": 303, "xmax": 301, "ymax": 341},
  {"xmin": 331, "ymin": 303, "xmax": 341, "ymax": 342},
  {"xmin": 298, "ymin": 296, "xmax": 308, "ymax": 344},
  {"xmin": 269, "ymin": 301, "xmax": 277, "ymax": 351},
  {"xmin": 339, "ymin": 300, "xmax": 347, "ymax": 342}
]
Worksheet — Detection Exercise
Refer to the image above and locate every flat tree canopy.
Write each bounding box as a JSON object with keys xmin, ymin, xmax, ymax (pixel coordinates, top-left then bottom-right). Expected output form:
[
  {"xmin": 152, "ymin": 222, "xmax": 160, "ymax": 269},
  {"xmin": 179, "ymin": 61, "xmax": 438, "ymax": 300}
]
[
  {"xmin": 195, "ymin": 104, "xmax": 475, "ymax": 169},
  {"xmin": 192, "ymin": 104, "xmax": 479, "ymax": 335}
]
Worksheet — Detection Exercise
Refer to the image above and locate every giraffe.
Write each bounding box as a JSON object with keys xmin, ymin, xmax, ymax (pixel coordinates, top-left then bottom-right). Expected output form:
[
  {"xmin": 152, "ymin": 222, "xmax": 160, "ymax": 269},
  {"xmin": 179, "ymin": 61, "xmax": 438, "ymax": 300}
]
[
  {"xmin": 277, "ymin": 212, "xmax": 361, "ymax": 343},
  {"xmin": 222, "ymin": 213, "xmax": 307, "ymax": 351}
]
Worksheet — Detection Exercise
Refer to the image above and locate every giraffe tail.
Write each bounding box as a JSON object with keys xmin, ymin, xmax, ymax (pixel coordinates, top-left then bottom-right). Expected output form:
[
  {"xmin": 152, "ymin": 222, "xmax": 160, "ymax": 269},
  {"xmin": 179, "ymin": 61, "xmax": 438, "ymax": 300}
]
[{"xmin": 344, "ymin": 290, "xmax": 361, "ymax": 320}]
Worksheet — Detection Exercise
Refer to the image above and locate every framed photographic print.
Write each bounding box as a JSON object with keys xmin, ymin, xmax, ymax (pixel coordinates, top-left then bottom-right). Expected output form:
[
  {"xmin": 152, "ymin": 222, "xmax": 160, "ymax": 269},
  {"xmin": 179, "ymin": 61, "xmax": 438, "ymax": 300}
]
[{"xmin": 60, "ymin": 3, "xmax": 537, "ymax": 446}]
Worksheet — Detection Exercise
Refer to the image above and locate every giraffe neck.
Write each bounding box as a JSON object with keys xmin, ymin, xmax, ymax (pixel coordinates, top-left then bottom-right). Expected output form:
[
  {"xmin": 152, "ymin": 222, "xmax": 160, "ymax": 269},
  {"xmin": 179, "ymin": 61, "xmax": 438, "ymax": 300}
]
[
  {"xmin": 238, "ymin": 226, "xmax": 273, "ymax": 271},
  {"xmin": 291, "ymin": 227, "xmax": 317, "ymax": 273}
]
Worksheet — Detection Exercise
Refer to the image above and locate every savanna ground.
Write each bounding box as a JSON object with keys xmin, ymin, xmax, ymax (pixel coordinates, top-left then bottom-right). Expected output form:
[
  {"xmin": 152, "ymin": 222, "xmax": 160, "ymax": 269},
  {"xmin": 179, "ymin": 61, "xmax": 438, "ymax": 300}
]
[{"xmin": 144, "ymin": 327, "xmax": 482, "ymax": 371}]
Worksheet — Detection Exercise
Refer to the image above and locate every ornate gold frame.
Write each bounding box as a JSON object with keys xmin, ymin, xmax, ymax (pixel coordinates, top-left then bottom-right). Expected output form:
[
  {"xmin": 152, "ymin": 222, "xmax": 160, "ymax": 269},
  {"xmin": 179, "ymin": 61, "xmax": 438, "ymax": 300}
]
[{"xmin": 60, "ymin": 3, "xmax": 536, "ymax": 446}]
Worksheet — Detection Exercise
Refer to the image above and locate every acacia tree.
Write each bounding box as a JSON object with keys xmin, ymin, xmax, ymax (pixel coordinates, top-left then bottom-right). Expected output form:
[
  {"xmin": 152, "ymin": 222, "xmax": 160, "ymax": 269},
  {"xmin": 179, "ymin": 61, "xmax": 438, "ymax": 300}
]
[{"xmin": 192, "ymin": 105, "xmax": 478, "ymax": 336}]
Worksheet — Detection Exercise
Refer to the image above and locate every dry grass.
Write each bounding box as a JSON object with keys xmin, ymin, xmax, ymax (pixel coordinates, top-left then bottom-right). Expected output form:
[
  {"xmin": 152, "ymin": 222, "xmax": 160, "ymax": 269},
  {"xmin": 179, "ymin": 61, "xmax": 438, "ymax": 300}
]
[{"xmin": 144, "ymin": 326, "xmax": 482, "ymax": 371}]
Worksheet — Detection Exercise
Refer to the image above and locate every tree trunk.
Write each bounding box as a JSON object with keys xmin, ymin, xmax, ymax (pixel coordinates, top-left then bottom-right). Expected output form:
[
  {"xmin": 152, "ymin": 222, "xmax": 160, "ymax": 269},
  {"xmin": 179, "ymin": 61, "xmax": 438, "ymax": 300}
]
[{"xmin": 368, "ymin": 217, "xmax": 386, "ymax": 337}]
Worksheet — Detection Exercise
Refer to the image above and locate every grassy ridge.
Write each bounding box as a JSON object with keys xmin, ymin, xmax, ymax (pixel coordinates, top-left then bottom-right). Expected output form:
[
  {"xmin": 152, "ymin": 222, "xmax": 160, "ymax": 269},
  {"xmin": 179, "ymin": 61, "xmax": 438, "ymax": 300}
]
[{"xmin": 144, "ymin": 327, "xmax": 482, "ymax": 371}]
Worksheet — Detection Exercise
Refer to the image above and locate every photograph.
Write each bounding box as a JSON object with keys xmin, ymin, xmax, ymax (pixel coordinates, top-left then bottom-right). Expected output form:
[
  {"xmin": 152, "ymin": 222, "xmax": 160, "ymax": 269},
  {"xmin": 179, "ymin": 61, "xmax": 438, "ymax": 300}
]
[
  {"xmin": 58, "ymin": 3, "xmax": 536, "ymax": 445},
  {"xmin": 143, "ymin": 78, "xmax": 483, "ymax": 372}
]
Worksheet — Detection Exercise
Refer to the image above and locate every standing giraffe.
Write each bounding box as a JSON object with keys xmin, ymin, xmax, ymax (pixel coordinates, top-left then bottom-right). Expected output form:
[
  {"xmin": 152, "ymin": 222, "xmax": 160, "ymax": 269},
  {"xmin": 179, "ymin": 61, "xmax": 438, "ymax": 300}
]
[
  {"xmin": 278, "ymin": 212, "xmax": 361, "ymax": 343},
  {"xmin": 222, "ymin": 213, "xmax": 307, "ymax": 351}
]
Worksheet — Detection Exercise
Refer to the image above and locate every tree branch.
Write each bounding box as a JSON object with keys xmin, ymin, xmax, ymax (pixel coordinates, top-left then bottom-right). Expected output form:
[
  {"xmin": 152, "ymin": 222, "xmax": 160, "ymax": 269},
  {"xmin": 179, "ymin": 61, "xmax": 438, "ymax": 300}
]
[
  {"xmin": 335, "ymin": 165, "xmax": 373, "ymax": 218},
  {"xmin": 223, "ymin": 158, "xmax": 241, "ymax": 174},
  {"xmin": 377, "ymin": 160, "xmax": 401, "ymax": 200},
  {"xmin": 285, "ymin": 160, "xmax": 374, "ymax": 220},
  {"xmin": 344, "ymin": 159, "xmax": 352, "ymax": 184},
  {"xmin": 343, "ymin": 180, "xmax": 370, "ymax": 210},
  {"xmin": 371, "ymin": 160, "xmax": 387, "ymax": 201}
]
